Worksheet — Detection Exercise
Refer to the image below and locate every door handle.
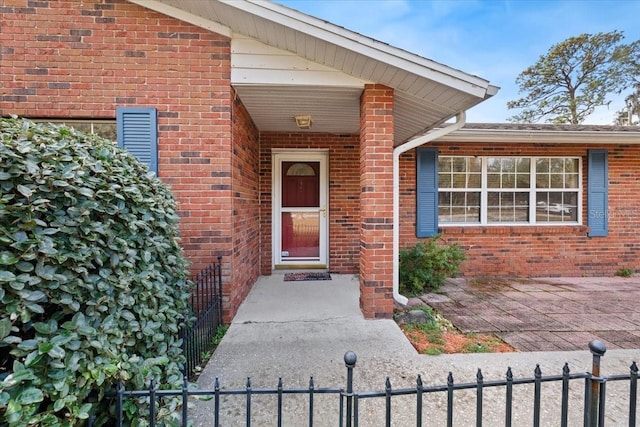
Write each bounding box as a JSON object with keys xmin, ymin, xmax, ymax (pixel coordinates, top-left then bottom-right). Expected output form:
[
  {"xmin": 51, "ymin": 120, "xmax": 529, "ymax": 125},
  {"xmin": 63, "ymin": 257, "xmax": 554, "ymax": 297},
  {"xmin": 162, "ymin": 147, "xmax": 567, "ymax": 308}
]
[{"xmin": 321, "ymin": 206, "xmax": 327, "ymax": 217}]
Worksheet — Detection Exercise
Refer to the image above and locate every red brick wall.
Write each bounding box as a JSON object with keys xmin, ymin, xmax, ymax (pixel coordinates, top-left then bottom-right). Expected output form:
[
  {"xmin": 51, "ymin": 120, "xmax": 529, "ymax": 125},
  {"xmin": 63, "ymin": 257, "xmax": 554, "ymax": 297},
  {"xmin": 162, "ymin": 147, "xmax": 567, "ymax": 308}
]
[
  {"xmin": 0, "ymin": 0, "xmax": 240, "ymax": 309},
  {"xmin": 359, "ymin": 84, "xmax": 394, "ymax": 318},
  {"xmin": 259, "ymin": 132, "xmax": 360, "ymax": 275},
  {"xmin": 399, "ymin": 142, "xmax": 640, "ymax": 277},
  {"xmin": 228, "ymin": 94, "xmax": 261, "ymax": 319}
]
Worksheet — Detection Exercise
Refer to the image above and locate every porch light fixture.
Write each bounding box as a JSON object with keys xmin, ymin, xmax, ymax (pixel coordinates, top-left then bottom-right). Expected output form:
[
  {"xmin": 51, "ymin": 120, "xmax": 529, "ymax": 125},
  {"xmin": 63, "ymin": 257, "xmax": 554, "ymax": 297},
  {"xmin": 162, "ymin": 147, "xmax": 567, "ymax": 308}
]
[{"xmin": 294, "ymin": 115, "xmax": 313, "ymax": 129}]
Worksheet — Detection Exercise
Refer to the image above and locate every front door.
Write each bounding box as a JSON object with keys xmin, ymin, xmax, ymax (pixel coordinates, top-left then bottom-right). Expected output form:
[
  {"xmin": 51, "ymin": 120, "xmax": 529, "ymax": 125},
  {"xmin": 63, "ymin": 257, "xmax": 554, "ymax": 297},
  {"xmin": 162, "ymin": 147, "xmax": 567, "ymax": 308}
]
[{"xmin": 273, "ymin": 151, "xmax": 328, "ymax": 269}]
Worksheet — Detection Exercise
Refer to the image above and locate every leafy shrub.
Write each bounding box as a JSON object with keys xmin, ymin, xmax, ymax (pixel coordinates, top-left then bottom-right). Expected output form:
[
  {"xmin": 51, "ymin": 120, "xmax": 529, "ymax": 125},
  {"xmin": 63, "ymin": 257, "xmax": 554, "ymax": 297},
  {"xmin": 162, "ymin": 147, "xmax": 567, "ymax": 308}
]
[
  {"xmin": 0, "ymin": 118, "xmax": 192, "ymax": 426},
  {"xmin": 399, "ymin": 237, "xmax": 466, "ymax": 296},
  {"xmin": 615, "ymin": 268, "xmax": 633, "ymax": 277}
]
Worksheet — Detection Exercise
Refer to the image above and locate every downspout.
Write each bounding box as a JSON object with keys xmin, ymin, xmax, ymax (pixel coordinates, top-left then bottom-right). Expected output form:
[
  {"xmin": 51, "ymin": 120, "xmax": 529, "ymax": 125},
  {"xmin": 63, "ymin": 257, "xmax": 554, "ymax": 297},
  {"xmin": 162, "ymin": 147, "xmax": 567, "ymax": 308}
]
[{"xmin": 392, "ymin": 111, "xmax": 467, "ymax": 305}]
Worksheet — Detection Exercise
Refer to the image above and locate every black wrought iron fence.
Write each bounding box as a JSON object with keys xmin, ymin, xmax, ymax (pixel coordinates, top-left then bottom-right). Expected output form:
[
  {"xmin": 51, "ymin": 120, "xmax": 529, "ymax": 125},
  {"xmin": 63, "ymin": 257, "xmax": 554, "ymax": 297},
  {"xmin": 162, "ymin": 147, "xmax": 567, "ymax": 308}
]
[
  {"xmin": 180, "ymin": 256, "xmax": 223, "ymax": 380},
  {"xmin": 98, "ymin": 340, "xmax": 638, "ymax": 427}
]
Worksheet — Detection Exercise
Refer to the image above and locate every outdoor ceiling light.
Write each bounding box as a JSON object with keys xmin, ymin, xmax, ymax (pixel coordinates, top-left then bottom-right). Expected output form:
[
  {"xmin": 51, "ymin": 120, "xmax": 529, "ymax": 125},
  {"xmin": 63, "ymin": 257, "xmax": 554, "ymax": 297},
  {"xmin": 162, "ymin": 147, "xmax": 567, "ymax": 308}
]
[{"xmin": 294, "ymin": 115, "xmax": 312, "ymax": 129}]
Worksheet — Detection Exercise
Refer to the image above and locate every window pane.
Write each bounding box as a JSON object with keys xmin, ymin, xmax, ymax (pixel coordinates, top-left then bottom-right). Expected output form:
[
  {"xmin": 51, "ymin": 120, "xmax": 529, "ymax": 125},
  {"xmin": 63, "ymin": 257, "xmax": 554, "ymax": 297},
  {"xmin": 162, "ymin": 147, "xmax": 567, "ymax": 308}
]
[
  {"xmin": 93, "ymin": 123, "xmax": 117, "ymax": 140},
  {"xmin": 501, "ymin": 158, "xmax": 515, "ymax": 172},
  {"xmin": 438, "ymin": 172, "xmax": 451, "ymax": 188},
  {"xmin": 514, "ymin": 202, "xmax": 529, "ymax": 221},
  {"xmin": 487, "ymin": 158, "xmax": 500, "ymax": 173},
  {"xmin": 565, "ymin": 158, "xmax": 579, "ymax": 173},
  {"xmin": 438, "ymin": 192, "xmax": 451, "ymax": 205},
  {"xmin": 438, "ymin": 191, "xmax": 480, "ymax": 223},
  {"xmin": 549, "ymin": 158, "xmax": 564, "ymax": 173},
  {"xmin": 536, "ymin": 158, "xmax": 549, "ymax": 173},
  {"xmin": 488, "ymin": 191, "xmax": 528, "ymax": 222},
  {"xmin": 487, "ymin": 173, "xmax": 500, "ymax": 188},
  {"xmin": 502, "ymin": 173, "xmax": 515, "ymax": 188},
  {"xmin": 549, "ymin": 174, "xmax": 564, "ymax": 188},
  {"xmin": 487, "ymin": 206, "xmax": 500, "ymax": 222},
  {"xmin": 500, "ymin": 192, "xmax": 513, "ymax": 205},
  {"xmin": 563, "ymin": 192, "xmax": 578, "ymax": 221},
  {"xmin": 282, "ymin": 162, "xmax": 320, "ymax": 207},
  {"xmin": 517, "ymin": 158, "xmax": 530, "ymax": 173},
  {"xmin": 438, "ymin": 157, "xmax": 453, "ymax": 173},
  {"xmin": 516, "ymin": 174, "xmax": 530, "ymax": 188},
  {"xmin": 536, "ymin": 173, "xmax": 549, "ymax": 189},
  {"xmin": 70, "ymin": 122, "xmax": 91, "ymax": 133},
  {"xmin": 281, "ymin": 212, "xmax": 319, "ymax": 258},
  {"xmin": 451, "ymin": 173, "xmax": 469, "ymax": 188},
  {"xmin": 565, "ymin": 173, "xmax": 579, "ymax": 188},
  {"xmin": 536, "ymin": 192, "xmax": 578, "ymax": 222},
  {"xmin": 469, "ymin": 157, "xmax": 482, "ymax": 172},
  {"xmin": 452, "ymin": 158, "xmax": 467, "ymax": 172},
  {"xmin": 467, "ymin": 173, "xmax": 481, "ymax": 187}
]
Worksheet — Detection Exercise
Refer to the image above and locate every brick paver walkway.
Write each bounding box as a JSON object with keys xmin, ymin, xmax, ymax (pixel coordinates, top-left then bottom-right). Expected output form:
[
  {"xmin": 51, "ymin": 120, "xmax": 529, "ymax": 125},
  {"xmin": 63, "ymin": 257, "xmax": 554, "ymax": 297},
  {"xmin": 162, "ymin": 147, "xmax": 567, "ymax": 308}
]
[{"xmin": 421, "ymin": 277, "xmax": 640, "ymax": 351}]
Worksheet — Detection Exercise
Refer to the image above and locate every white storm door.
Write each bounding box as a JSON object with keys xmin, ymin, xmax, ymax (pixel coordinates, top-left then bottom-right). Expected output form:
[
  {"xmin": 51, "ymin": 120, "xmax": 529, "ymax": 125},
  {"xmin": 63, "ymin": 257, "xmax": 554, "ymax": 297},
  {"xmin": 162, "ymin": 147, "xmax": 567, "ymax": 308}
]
[{"xmin": 273, "ymin": 152, "xmax": 328, "ymax": 268}]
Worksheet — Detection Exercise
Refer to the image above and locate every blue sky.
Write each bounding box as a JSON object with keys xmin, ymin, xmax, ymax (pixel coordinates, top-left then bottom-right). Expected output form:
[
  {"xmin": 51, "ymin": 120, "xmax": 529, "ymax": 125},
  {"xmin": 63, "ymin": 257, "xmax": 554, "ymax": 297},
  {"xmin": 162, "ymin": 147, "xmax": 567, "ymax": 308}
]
[{"xmin": 274, "ymin": 0, "xmax": 640, "ymax": 124}]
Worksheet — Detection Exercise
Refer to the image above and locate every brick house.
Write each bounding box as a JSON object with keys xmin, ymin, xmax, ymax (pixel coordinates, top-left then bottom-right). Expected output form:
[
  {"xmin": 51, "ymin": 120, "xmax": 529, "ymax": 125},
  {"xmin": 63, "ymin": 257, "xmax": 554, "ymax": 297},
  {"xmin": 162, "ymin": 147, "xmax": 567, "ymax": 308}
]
[
  {"xmin": 400, "ymin": 123, "xmax": 640, "ymax": 279},
  {"xmin": 2, "ymin": 1, "xmax": 638, "ymax": 321}
]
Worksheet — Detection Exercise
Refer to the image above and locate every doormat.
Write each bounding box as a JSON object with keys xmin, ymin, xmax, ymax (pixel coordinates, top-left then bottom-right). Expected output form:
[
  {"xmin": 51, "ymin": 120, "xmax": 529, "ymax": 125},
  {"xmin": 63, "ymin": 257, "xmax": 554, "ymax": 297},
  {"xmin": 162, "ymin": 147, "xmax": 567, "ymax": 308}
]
[{"xmin": 284, "ymin": 272, "xmax": 332, "ymax": 281}]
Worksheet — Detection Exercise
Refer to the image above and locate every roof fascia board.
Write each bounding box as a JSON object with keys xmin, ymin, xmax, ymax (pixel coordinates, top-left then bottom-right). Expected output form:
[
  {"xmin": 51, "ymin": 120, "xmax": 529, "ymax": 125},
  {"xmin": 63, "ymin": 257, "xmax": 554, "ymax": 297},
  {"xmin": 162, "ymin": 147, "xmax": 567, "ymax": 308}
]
[
  {"xmin": 221, "ymin": 0, "xmax": 490, "ymax": 98},
  {"xmin": 437, "ymin": 129, "xmax": 640, "ymax": 144},
  {"xmin": 485, "ymin": 85, "xmax": 500, "ymax": 98},
  {"xmin": 128, "ymin": 0, "xmax": 232, "ymax": 38}
]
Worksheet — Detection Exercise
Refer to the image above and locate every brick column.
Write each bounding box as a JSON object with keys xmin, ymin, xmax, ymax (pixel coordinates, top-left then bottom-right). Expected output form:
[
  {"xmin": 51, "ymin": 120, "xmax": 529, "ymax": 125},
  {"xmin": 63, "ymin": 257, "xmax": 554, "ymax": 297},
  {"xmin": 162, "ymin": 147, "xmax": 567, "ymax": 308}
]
[{"xmin": 359, "ymin": 84, "xmax": 395, "ymax": 318}]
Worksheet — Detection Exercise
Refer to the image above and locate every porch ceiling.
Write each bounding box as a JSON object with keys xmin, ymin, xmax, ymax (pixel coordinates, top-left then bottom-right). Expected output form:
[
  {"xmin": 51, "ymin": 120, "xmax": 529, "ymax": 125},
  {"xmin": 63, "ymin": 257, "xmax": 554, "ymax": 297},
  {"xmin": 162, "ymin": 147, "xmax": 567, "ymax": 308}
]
[
  {"xmin": 130, "ymin": 0, "xmax": 498, "ymax": 144},
  {"xmin": 233, "ymin": 85, "xmax": 362, "ymax": 135}
]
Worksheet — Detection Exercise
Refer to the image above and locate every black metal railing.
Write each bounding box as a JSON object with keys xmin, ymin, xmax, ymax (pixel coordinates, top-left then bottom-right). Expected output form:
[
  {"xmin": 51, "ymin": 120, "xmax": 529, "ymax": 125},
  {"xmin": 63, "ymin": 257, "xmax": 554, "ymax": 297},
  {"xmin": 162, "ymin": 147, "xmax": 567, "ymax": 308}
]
[
  {"xmin": 180, "ymin": 255, "xmax": 223, "ymax": 380},
  {"xmin": 100, "ymin": 340, "xmax": 638, "ymax": 426}
]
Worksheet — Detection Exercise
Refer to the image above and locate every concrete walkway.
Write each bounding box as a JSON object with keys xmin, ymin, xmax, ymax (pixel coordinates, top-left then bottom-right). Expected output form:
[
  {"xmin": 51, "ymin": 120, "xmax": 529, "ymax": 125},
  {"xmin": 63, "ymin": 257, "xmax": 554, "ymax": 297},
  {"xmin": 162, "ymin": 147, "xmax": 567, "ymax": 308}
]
[{"xmin": 192, "ymin": 274, "xmax": 640, "ymax": 426}]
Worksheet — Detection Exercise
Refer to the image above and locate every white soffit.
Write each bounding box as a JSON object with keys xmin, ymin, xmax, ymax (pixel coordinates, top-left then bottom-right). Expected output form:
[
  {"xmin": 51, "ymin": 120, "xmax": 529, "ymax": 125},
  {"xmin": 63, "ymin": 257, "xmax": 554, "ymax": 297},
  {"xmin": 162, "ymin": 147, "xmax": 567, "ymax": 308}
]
[
  {"xmin": 234, "ymin": 85, "xmax": 363, "ymax": 133},
  {"xmin": 231, "ymin": 36, "xmax": 367, "ymax": 133},
  {"xmin": 231, "ymin": 36, "xmax": 369, "ymax": 87}
]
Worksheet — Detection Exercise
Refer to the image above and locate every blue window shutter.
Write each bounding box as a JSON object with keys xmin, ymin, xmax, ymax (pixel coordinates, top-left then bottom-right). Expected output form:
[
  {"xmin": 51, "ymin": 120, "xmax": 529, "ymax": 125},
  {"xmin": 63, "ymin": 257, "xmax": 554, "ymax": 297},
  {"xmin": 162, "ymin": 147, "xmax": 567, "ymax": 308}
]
[
  {"xmin": 116, "ymin": 107, "xmax": 158, "ymax": 174},
  {"xmin": 587, "ymin": 150, "xmax": 608, "ymax": 237},
  {"xmin": 416, "ymin": 148, "xmax": 439, "ymax": 237}
]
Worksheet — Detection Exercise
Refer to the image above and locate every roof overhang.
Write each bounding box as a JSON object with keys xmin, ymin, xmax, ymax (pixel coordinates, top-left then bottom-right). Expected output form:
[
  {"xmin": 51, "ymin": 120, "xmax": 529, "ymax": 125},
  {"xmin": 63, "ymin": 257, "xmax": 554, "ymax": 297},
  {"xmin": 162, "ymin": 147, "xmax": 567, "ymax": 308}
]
[
  {"xmin": 129, "ymin": 0, "xmax": 498, "ymax": 144},
  {"xmin": 437, "ymin": 124, "xmax": 640, "ymax": 144}
]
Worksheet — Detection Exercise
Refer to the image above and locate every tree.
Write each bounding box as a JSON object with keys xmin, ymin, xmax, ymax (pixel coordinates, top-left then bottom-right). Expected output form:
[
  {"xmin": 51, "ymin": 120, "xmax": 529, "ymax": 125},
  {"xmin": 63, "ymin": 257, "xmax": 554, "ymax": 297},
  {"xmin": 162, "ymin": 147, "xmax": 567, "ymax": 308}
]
[
  {"xmin": 615, "ymin": 39, "xmax": 640, "ymax": 125},
  {"xmin": 507, "ymin": 31, "xmax": 638, "ymax": 124},
  {"xmin": 615, "ymin": 87, "xmax": 640, "ymax": 125}
]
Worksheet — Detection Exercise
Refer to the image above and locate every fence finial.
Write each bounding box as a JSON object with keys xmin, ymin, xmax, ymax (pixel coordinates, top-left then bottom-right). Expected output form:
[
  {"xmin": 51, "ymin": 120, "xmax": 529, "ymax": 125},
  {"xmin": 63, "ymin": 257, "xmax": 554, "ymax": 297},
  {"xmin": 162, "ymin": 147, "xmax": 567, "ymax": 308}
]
[
  {"xmin": 589, "ymin": 340, "xmax": 607, "ymax": 356},
  {"xmin": 344, "ymin": 351, "xmax": 357, "ymax": 368},
  {"xmin": 344, "ymin": 351, "xmax": 357, "ymax": 427}
]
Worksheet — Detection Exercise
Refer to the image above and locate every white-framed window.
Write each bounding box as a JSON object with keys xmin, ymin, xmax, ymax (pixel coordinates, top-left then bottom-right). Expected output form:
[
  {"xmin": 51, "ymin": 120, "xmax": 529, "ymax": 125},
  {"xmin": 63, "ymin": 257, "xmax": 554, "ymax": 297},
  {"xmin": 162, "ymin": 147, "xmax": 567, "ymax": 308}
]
[
  {"xmin": 31, "ymin": 119, "xmax": 116, "ymax": 141},
  {"xmin": 31, "ymin": 108, "xmax": 158, "ymax": 174},
  {"xmin": 438, "ymin": 156, "xmax": 581, "ymax": 225}
]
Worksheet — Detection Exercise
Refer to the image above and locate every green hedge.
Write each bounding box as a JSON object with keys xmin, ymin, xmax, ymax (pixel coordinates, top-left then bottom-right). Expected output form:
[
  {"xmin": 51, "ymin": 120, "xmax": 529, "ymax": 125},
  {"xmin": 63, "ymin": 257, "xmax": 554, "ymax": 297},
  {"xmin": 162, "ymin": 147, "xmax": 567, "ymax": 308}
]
[{"xmin": 0, "ymin": 118, "xmax": 192, "ymax": 426}]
